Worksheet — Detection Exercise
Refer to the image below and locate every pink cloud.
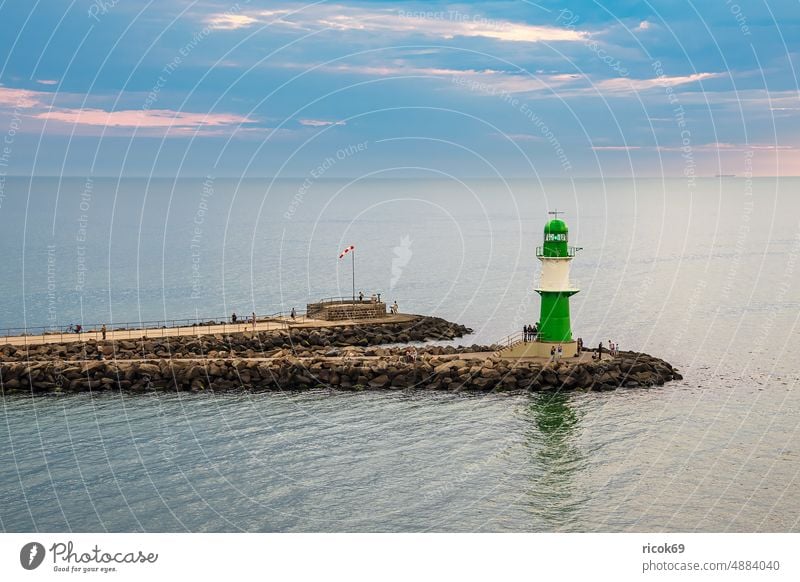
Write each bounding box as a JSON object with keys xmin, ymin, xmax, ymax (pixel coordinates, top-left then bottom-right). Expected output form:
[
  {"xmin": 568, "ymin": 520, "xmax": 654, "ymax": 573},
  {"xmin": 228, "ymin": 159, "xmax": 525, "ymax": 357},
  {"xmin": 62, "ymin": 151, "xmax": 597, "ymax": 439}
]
[
  {"xmin": 36, "ymin": 79, "xmax": 59, "ymax": 86},
  {"xmin": 204, "ymin": 5, "xmax": 587, "ymax": 43},
  {"xmin": 0, "ymin": 86, "xmax": 49, "ymax": 108},
  {"xmin": 35, "ymin": 108, "xmax": 250, "ymax": 129}
]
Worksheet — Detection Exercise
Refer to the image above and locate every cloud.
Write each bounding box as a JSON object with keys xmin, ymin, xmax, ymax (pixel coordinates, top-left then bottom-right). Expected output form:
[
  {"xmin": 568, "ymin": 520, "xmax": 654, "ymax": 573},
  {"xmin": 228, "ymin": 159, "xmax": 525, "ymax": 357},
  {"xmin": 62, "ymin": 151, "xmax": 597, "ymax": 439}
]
[
  {"xmin": 35, "ymin": 79, "xmax": 58, "ymax": 86},
  {"xmin": 596, "ymin": 142, "xmax": 794, "ymax": 153},
  {"xmin": 502, "ymin": 133, "xmax": 544, "ymax": 141},
  {"xmin": 206, "ymin": 13, "xmax": 259, "ymax": 30},
  {"xmin": 596, "ymin": 72, "xmax": 723, "ymax": 93},
  {"xmin": 298, "ymin": 118, "xmax": 346, "ymax": 127},
  {"xmin": 283, "ymin": 57, "xmax": 722, "ymax": 98},
  {"xmin": 205, "ymin": 4, "xmax": 588, "ymax": 43},
  {"xmin": 288, "ymin": 60, "xmax": 578, "ymax": 95},
  {"xmin": 33, "ymin": 107, "xmax": 253, "ymax": 136},
  {"xmin": 0, "ymin": 86, "xmax": 50, "ymax": 108},
  {"xmin": 636, "ymin": 20, "xmax": 651, "ymax": 31},
  {"xmin": 1, "ymin": 85, "xmax": 255, "ymax": 136},
  {"xmin": 592, "ymin": 145, "xmax": 641, "ymax": 150}
]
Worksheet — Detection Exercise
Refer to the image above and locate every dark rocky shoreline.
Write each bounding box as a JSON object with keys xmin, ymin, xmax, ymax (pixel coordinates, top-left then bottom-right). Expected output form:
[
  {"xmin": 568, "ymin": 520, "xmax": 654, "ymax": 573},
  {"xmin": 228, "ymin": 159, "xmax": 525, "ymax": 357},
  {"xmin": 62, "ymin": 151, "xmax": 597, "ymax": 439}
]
[{"xmin": 0, "ymin": 316, "xmax": 682, "ymax": 395}]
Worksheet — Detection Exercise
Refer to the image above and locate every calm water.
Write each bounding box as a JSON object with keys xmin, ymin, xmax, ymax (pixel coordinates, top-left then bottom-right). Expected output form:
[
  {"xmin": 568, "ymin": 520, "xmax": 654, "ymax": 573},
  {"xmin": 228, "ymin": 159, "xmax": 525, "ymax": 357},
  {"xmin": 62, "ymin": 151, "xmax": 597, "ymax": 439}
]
[{"xmin": 1, "ymin": 176, "xmax": 799, "ymax": 532}]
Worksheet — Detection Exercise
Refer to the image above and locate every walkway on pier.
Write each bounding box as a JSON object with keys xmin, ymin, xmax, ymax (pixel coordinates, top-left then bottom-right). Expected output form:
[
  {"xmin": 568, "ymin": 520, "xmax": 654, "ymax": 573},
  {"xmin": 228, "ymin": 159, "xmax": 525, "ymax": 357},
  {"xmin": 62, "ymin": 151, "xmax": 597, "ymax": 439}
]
[{"xmin": 1, "ymin": 314, "xmax": 418, "ymax": 347}]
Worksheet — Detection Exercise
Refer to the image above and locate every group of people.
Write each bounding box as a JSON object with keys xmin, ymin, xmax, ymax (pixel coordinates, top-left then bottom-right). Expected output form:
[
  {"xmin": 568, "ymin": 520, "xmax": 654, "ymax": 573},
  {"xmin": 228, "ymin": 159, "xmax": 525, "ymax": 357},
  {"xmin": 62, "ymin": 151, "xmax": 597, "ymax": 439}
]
[
  {"xmin": 358, "ymin": 291, "xmax": 397, "ymax": 314},
  {"xmin": 231, "ymin": 312, "xmax": 258, "ymax": 329},
  {"xmin": 522, "ymin": 322, "xmax": 539, "ymax": 342},
  {"xmin": 358, "ymin": 291, "xmax": 383, "ymax": 303},
  {"xmin": 65, "ymin": 323, "xmax": 107, "ymax": 340},
  {"xmin": 593, "ymin": 339, "xmax": 619, "ymax": 360},
  {"xmin": 549, "ymin": 344, "xmax": 564, "ymax": 362}
]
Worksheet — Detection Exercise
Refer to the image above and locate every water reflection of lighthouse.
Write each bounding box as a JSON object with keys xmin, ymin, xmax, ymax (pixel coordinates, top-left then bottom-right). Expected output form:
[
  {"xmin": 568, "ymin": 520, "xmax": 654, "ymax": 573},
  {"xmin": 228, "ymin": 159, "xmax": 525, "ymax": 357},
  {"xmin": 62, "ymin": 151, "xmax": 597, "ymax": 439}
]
[{"xmin": 523, "ymin": 393, "xmax": 588, "ymax": 530}]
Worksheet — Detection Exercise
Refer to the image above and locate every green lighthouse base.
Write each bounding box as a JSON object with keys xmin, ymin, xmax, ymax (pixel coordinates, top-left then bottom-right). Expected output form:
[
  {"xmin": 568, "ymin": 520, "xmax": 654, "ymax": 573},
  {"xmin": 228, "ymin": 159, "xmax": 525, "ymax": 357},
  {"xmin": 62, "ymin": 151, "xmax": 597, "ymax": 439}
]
[{"xmin": 499, "ymin": 340, "xmax": 578, "ymax": 360}]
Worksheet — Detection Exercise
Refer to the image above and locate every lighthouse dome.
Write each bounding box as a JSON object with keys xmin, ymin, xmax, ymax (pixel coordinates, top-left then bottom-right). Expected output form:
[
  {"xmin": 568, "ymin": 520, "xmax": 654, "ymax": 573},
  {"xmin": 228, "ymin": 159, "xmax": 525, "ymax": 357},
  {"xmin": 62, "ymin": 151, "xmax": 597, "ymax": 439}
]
[
  {"xmin": 544, "ymin": 219, "xmax": 568, "ymax": 237},
  {"xmin": 541, "ymin": 218, "xmax": 569, "ymax": 257}
]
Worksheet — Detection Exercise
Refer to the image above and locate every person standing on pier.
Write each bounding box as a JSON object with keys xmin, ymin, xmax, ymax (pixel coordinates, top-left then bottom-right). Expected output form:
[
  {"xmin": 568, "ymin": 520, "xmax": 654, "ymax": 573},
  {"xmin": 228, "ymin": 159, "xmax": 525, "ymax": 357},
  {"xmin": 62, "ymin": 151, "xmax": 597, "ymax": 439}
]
[
  {"xmin": 231, "ymin": 312, "xmax": 237, "ymax": 323},
  {"xmin": 252, "ymin": 312, "xmax": 256, "ymax": 330},
  {"xmin": 291, "ymin": 308, "xmax": 296, "ymax": 320},
  {"xmin": 101, "ymin": 324, "xmax": 107, "ymax": 340}
]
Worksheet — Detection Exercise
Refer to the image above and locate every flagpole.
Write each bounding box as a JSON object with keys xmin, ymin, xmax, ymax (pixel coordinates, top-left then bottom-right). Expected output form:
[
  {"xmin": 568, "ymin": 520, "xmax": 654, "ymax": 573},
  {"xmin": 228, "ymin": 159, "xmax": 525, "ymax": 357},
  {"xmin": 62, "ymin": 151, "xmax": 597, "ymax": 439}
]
[{"xmin": 351, "ymin": 250, "xmax": 355, "ymax": 302}]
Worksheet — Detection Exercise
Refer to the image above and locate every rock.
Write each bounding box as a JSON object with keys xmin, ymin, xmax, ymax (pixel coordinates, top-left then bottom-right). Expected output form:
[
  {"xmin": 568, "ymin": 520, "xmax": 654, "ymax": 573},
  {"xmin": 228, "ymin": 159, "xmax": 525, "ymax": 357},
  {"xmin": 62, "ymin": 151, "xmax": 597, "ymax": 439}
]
[{"xmin": 369, "ymin": 374, "xmax": 390, "ymax": 388}]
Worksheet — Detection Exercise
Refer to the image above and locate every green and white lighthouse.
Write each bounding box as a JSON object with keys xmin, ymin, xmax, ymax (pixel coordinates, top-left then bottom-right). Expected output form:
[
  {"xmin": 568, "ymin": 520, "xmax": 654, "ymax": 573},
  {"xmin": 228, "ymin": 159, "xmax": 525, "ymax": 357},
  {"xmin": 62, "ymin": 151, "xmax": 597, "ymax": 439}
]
[
  {"xmin": 535, "ymin": 211, "xmax": 579, "ymax": 347},
  {"xmin": 498, "ymin": 210, "xmax": 581, "ymax": 359}
]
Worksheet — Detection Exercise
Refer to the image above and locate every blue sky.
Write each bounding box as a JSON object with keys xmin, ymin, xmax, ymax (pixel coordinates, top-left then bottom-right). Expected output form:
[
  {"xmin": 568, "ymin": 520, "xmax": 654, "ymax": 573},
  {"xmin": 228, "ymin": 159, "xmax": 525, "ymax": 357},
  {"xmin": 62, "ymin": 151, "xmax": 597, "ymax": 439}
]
[{"xmin": 0, "ymin": 0, "xmax": 798, "ymax": 177}]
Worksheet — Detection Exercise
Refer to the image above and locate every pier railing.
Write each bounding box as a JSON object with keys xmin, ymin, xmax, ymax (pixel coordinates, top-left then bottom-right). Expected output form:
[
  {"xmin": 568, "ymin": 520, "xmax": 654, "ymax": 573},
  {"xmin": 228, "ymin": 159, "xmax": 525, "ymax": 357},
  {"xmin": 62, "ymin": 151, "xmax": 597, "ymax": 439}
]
[
  {"xmin": 0, "ymin": 308, "xmax": 312, "ymax": 345},
  {"xmin": 314, "ymin": 295, "xmax": 383, "ymax": 305},
  {"xmin": 496, "ymin": 330, "xmax": 540, "ymax": 349},
  {"xmin": 491, "ymin": 330, "xmax": 541, "ymax": 357}
]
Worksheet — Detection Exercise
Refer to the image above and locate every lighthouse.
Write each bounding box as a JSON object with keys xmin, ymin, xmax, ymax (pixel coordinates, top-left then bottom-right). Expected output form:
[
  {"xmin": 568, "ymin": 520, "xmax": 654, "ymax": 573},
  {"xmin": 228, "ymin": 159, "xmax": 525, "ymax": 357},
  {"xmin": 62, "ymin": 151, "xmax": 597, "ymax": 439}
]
[
  {"xmin": 499, "ymin": 210, "xmax": 580, "ymax": 359},
  {"xmin": 535, "ymin": 211, "xmax": 579, "ymax": 352}
]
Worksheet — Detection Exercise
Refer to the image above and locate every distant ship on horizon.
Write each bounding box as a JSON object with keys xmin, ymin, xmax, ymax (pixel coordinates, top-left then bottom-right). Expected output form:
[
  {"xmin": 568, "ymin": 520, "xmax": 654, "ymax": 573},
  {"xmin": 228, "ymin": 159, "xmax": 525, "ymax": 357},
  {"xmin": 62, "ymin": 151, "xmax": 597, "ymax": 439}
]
[{"xmin": 715, "ymin": 173, "xmax": 736, "ymax": 178}]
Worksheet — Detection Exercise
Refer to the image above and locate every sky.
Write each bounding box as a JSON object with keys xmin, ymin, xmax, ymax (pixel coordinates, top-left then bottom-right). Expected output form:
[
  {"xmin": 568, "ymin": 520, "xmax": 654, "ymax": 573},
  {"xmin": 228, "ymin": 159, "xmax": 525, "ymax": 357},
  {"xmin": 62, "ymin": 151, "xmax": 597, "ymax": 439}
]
[{"xmin": 0, "ymin": 0, "xmax": 798, "ymax": 178}]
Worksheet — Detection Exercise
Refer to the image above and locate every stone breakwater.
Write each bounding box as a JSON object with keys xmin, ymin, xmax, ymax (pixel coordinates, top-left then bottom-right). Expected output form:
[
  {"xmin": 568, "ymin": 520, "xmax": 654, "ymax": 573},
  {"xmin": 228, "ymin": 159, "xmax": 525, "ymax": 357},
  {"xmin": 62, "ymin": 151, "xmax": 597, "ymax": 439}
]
[
  {"xmin": 0, "ymin": 352, "xmax": 682, "ymax": 395},
  {"xmin": 0, "ymin": 317, "xmax": 473, "ymax": 362},
  {"xmin": 0, "ymin": 316, "xmax": 683, "ymax": 394}
]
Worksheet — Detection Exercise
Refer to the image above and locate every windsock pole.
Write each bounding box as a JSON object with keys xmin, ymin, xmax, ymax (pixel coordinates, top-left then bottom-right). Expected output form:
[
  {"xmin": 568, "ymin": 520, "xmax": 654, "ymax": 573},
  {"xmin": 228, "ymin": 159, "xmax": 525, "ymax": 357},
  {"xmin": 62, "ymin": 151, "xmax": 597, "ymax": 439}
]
[{"xmin": 339, "ymin": 245, "xmax": 356, "ymax": 302}]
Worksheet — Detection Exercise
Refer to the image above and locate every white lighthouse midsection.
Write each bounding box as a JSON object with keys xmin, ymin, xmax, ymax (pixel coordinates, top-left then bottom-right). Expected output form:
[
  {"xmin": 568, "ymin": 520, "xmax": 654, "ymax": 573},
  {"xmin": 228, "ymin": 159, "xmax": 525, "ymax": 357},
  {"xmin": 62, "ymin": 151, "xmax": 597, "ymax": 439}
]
[{"xmin": 538, "ymin": 258, "xmax": 573, "ymax": 291}]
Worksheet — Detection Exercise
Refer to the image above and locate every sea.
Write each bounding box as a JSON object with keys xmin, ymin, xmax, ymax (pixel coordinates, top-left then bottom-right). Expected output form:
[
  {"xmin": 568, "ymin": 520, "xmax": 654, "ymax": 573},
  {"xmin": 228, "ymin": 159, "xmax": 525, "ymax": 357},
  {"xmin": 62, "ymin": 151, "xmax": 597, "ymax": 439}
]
[{"xmin": 0, "ymin": 175, "xmax": 798, "ymax": 532}]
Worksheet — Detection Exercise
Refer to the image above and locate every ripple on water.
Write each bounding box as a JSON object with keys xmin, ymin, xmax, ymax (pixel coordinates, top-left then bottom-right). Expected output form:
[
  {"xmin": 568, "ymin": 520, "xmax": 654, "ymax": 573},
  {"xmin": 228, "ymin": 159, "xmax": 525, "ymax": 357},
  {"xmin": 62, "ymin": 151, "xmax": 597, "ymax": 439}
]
[{"xmin": 1, "ymin": 379, "xmax": 799, "ymax": 532}]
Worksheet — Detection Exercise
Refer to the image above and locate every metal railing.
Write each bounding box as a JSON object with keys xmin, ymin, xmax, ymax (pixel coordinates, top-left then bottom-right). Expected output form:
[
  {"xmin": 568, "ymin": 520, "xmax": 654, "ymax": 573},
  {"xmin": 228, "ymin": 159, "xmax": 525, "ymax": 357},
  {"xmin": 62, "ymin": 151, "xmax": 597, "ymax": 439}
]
[
  {"xmin": 535, "ymin": 246, "xmax": 581, "ymax": 258},
  {"xmin": 533, "ymin": 279, "xmax": 580, "ymax": 291},
  {"xmin": 495, "ymin": 330, "xmax": 540, "ymax": 349},
  {"xmin": 313, "ymin": 294, "xmax": 383, "ymax": 305},
  {"xmin": 0, "ymin": 308, "xmax": 312, "ymax": 345}
]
